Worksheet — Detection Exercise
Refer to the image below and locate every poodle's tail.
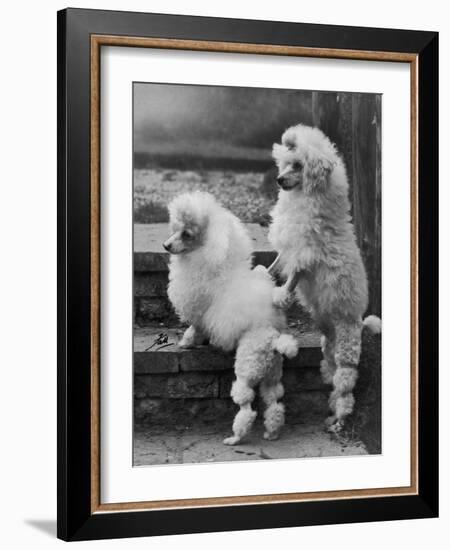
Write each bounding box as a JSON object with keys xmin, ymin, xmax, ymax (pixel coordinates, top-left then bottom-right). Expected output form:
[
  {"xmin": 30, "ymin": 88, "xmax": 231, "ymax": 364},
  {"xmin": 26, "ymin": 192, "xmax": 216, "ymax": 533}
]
[
  {"xmin": 363, "ymin": 315, "xmax": 382, "ymax": 334},
  {"xmin": 273, "ymin": 333, "xmax": 298, "ymax": 359}
]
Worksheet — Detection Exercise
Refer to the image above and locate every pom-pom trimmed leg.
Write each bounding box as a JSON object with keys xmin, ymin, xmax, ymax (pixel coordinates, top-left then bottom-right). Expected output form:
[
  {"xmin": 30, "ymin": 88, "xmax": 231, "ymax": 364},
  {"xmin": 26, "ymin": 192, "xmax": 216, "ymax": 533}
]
[
  {"xmin": 260, "ymin": 381, "xmax": 285, "ymax": 441},
  {"xmin": 223, "ymin": 378, "xmax": 257, "ymax": 445}
]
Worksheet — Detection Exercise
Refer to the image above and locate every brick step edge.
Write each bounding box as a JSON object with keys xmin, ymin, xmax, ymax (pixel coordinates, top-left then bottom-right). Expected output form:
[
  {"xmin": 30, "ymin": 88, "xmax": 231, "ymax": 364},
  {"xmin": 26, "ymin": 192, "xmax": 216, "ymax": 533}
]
[
  {"xmin": 136, "ymin": 365, "xmax": 329, "ymax": 398},
  {"xmin": 134, "ymin": 327, "xmax": 322, "ymax": 374},
  {"xmin": 134, "ymin": 223, "xmax": 276, "ymax": 272},
  {"xmin": 134, "ymin": 392, "xmax": 330, "ymax": 426}
]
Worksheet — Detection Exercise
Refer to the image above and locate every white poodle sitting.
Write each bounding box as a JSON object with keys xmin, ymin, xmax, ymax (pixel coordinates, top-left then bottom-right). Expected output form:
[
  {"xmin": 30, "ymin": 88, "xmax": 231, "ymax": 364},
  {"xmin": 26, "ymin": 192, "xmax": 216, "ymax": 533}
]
[
  {"xmin": 267, "ymin": 124, "xmax": 381, "ymax": 433},
  {"xmin": 164, "ymin": 191, "xmax": 298, "ymax": 445}
]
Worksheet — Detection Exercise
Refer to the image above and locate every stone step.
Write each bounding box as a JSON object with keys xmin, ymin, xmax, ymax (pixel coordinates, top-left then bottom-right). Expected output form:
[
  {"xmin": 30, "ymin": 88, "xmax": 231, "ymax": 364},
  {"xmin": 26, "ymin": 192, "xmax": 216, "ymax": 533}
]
[
  {"xmin": 134, "ymin": 327, "xmax": 329, "ymax": 425},
  {"xmin": 134, "ymin": 222, "xmax": 276, "ymax": 272},
  {"xmin": 134, "ymin": 327, "xmax": 322, "ymax": 372}
]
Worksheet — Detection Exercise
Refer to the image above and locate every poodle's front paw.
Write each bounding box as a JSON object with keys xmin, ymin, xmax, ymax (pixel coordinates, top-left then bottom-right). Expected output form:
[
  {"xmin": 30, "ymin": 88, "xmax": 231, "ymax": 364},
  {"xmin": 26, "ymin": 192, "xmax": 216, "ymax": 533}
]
[
  {"xmin": 223, "ymin": 435, "xmax": 242, "ymax": 446},
  {"xmin": 253, "ymin": 264, "xmax": 269, "ymax": 276},
  {"xmin": 253, "ymin": 264, "xmax": 273, "ymax": 281},
  {"xmin": 272, "ymin": 286, "xmax": 294, "ymax": 309},
  {"xmin": 178, "ymin": 335, "xmax": 195, "ymax": 349},
  {"xmin": 178, "ymin": 326, "xmax": 197, "ymax": 348},
  {"xmin": 178, "ymin": 325, "xmax": 208, "ymax": 348}
]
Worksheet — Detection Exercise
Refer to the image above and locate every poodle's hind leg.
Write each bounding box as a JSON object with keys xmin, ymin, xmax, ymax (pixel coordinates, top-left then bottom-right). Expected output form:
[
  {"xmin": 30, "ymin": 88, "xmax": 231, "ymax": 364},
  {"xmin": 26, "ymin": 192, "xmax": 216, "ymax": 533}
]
[
  {"xmin": 178, "ymin": 325, "xmax": 207, "ymax": 348},
  {"xmin": 326, "ymin": 321, "xmax": 362, "ymax": 433},
  {"xmin": 260, "ymin": 379, "xmax": 285, "ymax": 441},
  {"xmin": 319, "ymin": 325, "xmax": 336, "ymax": 385},
  {"xmin": 223, "ymin": 377, "xmax": 257, "ymax": 446}
]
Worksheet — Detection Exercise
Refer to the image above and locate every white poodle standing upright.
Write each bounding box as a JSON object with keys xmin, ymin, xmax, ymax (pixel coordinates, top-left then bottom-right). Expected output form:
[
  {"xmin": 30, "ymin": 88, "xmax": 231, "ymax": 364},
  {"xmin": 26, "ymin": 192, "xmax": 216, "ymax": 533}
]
[
  {"xmin": 164, "ymin": 192, "xmax": 298, "ymax": 445},
  {"xmin": 268, "ymin": 124, "xmax": 381, "ymax": 433}
]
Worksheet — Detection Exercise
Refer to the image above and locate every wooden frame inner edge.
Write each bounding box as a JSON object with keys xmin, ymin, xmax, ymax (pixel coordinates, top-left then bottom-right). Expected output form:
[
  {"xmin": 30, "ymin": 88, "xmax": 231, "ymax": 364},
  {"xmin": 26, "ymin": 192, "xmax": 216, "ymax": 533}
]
[{"xmin": 89, "ymin": 34, "xmax": 419, "ymax": 514}]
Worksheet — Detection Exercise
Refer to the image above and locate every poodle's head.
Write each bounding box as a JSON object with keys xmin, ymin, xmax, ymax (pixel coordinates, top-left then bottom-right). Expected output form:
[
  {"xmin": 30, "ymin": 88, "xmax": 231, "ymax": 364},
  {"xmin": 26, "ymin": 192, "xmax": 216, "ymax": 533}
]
[
  {"xmin": 272, "ymin": 124, "xmax": 338, "ymax": 195},
  {"xmin": 164, "ymin": 192, "xmax": 210, "ymax": 255},
  {"xmin": 164, "ymin": 191, "xmax": 251, "ymax": 266}
]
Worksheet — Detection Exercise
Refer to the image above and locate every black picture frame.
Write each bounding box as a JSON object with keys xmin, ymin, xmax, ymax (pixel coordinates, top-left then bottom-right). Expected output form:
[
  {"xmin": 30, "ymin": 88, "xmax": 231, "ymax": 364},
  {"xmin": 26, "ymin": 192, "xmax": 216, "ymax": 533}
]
[{"xmin": 57, "ymin": 7, "xmax": 438, "ymax": 541}]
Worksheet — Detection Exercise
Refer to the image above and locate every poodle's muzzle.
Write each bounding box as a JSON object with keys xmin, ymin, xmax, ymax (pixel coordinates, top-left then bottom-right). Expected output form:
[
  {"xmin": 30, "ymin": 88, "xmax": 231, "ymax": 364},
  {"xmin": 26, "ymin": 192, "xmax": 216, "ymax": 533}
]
[
  {"xmin": 276, "ymin": 176, "xmax": 288, "ymax": 189},
  {"xmin": 163, "ymin": 229, "xmax": 199, "ymax": 255},
  {"xmin": 276, "ymin": 162, "xmax": 303, "ymax": 191},
  {"xmin": 276, "ymin": 175, "xmax": 301, "ymax": 191},
  {"xmin": 163, "ymin": 234, "xmax": 185, "ymax": 254}
]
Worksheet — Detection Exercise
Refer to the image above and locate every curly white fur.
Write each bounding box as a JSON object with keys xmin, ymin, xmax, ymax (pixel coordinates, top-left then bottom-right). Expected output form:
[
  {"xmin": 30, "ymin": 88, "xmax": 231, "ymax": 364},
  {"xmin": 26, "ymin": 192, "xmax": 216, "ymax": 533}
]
[
  {"xmin": 166, "ymin": 191, "xmax": 298, "ymax": 444},
  {"xmin": 269, "ymin": 124, "xmax": 381, "ymax": 432},
  {"xmin": 363, "ymin": 315, "xmax": 382, "ymax": 334}
]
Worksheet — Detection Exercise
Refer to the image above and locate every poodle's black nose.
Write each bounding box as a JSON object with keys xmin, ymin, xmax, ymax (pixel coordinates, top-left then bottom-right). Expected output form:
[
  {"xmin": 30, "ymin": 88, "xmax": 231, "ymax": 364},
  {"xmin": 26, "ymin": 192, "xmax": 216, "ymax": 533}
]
[
  {"xmin": 163, "ymin": 242, "xmax": 171, "ymax": 252},
  {"xmin": 276, "ymin": 176, "xmax": 286, "ymax": 187}
]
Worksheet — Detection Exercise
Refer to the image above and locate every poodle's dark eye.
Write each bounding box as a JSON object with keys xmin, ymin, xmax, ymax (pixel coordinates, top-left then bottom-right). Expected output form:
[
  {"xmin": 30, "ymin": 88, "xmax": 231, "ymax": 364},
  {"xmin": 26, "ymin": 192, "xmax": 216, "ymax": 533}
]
[
  {"xmin": 182, "ymin": 230, "xmax": 193, "ymax": 240},
  {"xmin": 292, "ymin": 161, "xmax": 303, "ymax": 171}
]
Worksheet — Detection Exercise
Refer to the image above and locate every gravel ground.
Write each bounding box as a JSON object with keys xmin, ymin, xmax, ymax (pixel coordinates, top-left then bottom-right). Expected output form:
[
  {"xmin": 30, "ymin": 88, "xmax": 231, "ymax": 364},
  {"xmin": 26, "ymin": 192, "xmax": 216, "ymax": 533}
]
[
  {"xmin": 134, "ymin": 168, "xmax": 276, "ymax": 224},
  {"xmin": 133, "ymin": 417, "xmax": 367, "ymax": 466}
]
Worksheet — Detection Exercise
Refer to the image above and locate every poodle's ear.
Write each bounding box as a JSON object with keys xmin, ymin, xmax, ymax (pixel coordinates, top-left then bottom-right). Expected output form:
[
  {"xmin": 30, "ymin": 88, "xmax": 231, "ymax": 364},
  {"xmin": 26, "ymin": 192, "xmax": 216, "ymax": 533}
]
[
  {"xmin": 272, "ymin": 143, "xmax": 285, "ymax": 167},
  {"xmin": 281, "ymin": 128, "xmax": 297, "ymax": 151},
  {"xmin": 205, "ymin": 214, "xmax": 231, "ymax": 267},
  {"xmin": 303, "ymin": 151, "xmax": 335, "ymax": 193}
]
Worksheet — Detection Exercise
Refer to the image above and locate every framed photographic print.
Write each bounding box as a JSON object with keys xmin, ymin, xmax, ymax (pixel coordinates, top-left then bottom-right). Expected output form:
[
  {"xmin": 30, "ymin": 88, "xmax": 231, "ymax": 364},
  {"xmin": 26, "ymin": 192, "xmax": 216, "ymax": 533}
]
[{"xmin": 57, "ymin": 8, "xmax": 439, "ymax": 541}]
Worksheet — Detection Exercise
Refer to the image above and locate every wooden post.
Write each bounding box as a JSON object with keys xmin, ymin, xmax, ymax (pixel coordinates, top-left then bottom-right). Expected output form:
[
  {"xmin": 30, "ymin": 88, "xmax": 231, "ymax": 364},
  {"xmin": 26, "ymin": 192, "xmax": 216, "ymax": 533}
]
[
  {"xmin": 312, "ymin": 91, "xmax": 354, "ymax": 208},
  {"xmin": 351, "ymin": 94, "xmax": 382, "ymax": 316},
  {"xmin": 312, "ymin": 91, "xmax": 381, "ymax": 316}
]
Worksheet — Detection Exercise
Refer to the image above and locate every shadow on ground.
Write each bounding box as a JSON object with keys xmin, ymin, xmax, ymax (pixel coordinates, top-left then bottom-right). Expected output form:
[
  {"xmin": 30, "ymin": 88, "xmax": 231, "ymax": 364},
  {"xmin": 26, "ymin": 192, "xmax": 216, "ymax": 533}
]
[{"xmin": 25, "ymin": 519, "xmax": 56, "ymax": 538}]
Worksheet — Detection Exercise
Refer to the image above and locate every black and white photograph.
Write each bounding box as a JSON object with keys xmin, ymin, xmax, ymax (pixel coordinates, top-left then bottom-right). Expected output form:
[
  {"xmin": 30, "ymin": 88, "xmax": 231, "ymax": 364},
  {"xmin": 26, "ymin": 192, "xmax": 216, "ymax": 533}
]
[
  {"xmin": 1, "ymin": 0, "xmax": 443, "ymax": 545},
  {"xmin": 133, "ymin": 83, "xmax": 382, "ymax": 466}
]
